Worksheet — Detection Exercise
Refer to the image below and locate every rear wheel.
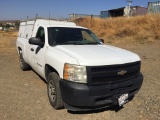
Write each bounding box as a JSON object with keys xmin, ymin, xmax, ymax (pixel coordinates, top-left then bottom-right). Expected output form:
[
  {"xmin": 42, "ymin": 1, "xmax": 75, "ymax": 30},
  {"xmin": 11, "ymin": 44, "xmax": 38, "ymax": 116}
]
[
  {"xmin": 19, "ymin": 53, "xmax": 30, "ymax": 71},
  {"xmin": 47, "ymin": 72, "xmax": 64, "ymax": 109}
]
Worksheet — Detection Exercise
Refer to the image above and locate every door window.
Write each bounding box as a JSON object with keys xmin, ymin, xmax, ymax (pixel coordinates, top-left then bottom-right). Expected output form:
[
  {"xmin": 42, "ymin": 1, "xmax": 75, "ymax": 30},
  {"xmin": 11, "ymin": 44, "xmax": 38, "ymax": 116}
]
[{"xmin": 36, "ymin": 27, "xmax": 45, "ymax": 43}]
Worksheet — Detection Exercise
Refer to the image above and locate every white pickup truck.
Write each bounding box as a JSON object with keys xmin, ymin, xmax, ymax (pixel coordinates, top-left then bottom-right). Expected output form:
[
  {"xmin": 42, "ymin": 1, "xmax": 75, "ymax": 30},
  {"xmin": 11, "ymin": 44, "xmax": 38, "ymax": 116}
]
[{"xmin": 16, "ymin": 19, "xmax": 143, "ymax": 111}]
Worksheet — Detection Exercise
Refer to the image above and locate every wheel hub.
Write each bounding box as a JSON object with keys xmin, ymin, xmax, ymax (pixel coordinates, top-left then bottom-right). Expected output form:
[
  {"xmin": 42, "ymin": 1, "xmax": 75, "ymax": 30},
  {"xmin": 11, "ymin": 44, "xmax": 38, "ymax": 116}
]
[
  {"xmin": 20, "ymin": 56, "xmax": 23, "ymax": 67},
  {"xmin": 49, "ymin": 81, "xmax": 56, "ymax": 102}
]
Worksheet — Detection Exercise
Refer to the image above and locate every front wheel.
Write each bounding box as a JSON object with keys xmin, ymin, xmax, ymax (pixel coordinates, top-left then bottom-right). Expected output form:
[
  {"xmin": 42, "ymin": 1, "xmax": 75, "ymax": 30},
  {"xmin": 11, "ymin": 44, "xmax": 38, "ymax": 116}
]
[{"xmin": 47, "ymin": 72, "xmax": 64, "ymax": 109}]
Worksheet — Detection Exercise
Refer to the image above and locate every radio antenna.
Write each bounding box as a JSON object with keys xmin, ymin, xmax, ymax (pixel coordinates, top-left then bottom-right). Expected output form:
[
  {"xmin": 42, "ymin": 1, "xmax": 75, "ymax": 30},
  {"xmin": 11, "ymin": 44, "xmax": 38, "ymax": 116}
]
[
  {"xmin": 49, "ymin": 11, "xmax": 51, "ymax": 26},
  {"xmin": 36, "ymin": 14, "xmax": 38, "ymax": 20},
  {"xmin": 26, "ymin": 16, "xmax": 28, "ymax": 25}
]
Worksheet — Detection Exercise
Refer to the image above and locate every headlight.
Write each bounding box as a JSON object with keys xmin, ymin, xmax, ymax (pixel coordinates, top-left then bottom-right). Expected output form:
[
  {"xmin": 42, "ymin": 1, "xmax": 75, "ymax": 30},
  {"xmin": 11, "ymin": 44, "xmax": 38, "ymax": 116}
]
[{"xmin": 63, "ymin": 63, "xmax": 87, "ymax": 83}]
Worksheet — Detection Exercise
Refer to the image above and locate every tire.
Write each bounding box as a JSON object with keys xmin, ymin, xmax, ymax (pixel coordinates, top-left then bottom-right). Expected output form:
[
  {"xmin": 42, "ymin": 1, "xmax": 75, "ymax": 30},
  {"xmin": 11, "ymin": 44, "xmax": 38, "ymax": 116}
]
[
  {"xmin": 19, "ymin": 53, "xmax": 30, "ymax": 71},
  {"xmin": 47, "ymin": 72, "xmax": 64, "ymax": 109}
]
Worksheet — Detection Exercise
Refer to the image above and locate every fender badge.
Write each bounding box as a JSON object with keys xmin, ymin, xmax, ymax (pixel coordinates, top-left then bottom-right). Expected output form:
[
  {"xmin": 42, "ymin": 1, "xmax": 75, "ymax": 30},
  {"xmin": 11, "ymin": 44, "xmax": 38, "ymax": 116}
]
[{"xmin": 118, "ymin": 70, "xmax": 127, "ymax": 76}]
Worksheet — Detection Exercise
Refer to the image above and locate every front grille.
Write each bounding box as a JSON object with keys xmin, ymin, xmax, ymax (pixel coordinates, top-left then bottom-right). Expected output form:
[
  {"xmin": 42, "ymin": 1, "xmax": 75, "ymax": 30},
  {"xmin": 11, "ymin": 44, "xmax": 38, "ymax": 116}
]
[{"xmin": 87, "ymin": 61, "xmax": 141, "ymax": 85}]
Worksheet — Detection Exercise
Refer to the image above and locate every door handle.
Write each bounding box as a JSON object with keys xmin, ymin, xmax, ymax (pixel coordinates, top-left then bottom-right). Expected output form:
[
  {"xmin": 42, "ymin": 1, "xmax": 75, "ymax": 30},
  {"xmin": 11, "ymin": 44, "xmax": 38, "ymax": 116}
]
[{"xmin": 31, "ymin": 48, "xmax": 34, "ymax": 51}]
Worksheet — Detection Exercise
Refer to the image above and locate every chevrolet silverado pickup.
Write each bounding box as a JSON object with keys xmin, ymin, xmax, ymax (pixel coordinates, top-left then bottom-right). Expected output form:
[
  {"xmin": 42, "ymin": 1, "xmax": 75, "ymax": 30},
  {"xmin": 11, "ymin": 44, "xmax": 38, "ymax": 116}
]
[{"xmin": 16, "ymin": 19, "xmax": 143, "ymax": 111}]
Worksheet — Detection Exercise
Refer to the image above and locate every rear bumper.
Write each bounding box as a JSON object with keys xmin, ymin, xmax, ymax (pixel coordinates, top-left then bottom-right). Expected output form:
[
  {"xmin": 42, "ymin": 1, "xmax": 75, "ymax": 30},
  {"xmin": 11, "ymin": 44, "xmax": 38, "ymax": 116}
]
[{"xmin": 59, "ymin": 73, "xmax": 143, "ymax": 111}]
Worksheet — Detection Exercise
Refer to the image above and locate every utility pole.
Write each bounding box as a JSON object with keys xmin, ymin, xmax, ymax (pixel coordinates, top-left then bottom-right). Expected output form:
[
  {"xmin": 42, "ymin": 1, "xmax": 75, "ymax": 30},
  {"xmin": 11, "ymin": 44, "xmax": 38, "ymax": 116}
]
[{"xmin": 126, "ymin": 0, "xmax": 133, "ymax": 17}]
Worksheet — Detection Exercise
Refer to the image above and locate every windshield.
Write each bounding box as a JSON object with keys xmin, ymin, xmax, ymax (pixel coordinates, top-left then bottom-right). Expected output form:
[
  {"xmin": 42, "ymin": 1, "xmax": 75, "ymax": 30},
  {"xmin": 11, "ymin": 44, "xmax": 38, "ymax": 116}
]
[{"xmin": 48, "ymin": 27, "xmax": 102, "ymax": 45}]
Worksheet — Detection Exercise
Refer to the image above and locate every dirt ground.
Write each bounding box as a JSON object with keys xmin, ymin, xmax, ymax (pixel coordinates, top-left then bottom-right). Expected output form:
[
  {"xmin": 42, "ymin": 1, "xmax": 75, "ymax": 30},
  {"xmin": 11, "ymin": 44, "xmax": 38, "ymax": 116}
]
[{"xmin": 0, "ymin": 31, "xmax": 160, "ymax": 120}]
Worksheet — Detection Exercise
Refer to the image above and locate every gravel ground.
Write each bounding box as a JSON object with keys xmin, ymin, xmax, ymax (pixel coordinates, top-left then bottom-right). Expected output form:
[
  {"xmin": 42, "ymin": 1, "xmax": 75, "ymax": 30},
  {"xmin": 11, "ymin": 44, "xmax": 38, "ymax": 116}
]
[{"xmin": 0, "ymin": 33, "xmax": 160, "ymax": 120}]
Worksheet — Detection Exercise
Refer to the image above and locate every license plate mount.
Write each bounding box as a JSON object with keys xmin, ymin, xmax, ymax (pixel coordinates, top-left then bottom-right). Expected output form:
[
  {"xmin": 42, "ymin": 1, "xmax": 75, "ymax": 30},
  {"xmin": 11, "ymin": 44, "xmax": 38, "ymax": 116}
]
[{"xmin": 118, "ymin": 93, "xmax": 128, "ymax": 106}]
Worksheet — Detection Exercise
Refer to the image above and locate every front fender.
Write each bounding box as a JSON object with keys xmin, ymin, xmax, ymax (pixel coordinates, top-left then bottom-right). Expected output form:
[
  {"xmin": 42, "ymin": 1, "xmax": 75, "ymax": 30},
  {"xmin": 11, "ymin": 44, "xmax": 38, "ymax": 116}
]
[{"xmin": 45, "ymin": 47, "xmax": 79, "ymax": 79}]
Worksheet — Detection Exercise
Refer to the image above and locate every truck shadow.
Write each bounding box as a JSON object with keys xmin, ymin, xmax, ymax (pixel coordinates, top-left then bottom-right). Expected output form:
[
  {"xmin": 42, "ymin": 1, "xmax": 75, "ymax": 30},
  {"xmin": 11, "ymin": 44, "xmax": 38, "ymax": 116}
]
[
  {"xmin": 68, "ymin": 105, "xmax": 124, "ymax": 114},
  {"xmin": 31, "ymin": 69, "xmax": 47, "ymax": 84}
]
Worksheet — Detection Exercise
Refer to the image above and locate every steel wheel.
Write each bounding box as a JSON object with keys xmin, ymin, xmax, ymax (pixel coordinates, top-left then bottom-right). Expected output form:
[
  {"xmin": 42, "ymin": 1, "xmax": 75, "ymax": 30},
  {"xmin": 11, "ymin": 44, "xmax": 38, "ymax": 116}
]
[
  {"xmin": 47, "ymin": 72, "xmax": 64, "ymax": 109},
  {"xmin": 20, "ymin": 55, "xmax": 23, "ymax": 68},
  {"xmin": 19, "ymin": 53, "xmax": 30, "ymax": 71},
  {"xmin": 48, "ymin": 80, "xmax": 56, "ymax": 102}
]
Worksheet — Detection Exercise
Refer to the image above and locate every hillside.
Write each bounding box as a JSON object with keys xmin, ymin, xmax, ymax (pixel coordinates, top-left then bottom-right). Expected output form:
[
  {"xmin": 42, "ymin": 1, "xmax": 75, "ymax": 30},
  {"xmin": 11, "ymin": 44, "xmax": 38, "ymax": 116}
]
[{"xmin": 74, "ymin": 14, "xmax": 160, "ymax": 44}]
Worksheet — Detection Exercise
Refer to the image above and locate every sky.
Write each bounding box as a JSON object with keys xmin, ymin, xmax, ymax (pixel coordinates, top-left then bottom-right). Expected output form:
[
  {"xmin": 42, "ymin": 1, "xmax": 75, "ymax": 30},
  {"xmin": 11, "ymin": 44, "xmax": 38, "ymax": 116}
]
[{"xmin": 0, "ymin": 0, "xmax": 157, "ymax": 20}]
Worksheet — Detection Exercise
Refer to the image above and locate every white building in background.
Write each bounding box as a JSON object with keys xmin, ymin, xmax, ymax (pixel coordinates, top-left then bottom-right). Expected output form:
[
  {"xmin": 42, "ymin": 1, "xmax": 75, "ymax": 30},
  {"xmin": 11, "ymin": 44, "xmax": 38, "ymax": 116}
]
[
  {"xmin": 0, "ymin": 27, "xmax": 2, "ymax": 30},
  {"xmin": 6, "ymin": 22, "xmax": 15, "ymax": 26}
]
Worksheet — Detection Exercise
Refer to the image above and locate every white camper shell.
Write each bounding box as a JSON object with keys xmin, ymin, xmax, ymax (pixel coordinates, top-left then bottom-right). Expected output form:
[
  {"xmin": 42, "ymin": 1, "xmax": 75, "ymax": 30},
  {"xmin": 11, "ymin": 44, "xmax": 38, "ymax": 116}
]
[{"xmin": 18, "ymin": 19, "xmax": 77, "ymax": 39}]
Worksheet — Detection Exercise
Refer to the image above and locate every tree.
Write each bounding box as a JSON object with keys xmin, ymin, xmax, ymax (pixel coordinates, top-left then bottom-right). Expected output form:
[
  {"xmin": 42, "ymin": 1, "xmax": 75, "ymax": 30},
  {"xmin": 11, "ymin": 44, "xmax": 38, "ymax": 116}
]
[
  {"xmin": 15, "ymin": 21, "xmax": 20, "ymax": 29},
  {"xmin": 5, "ymin": 24, "xmax": 10, "ymax": 28}
]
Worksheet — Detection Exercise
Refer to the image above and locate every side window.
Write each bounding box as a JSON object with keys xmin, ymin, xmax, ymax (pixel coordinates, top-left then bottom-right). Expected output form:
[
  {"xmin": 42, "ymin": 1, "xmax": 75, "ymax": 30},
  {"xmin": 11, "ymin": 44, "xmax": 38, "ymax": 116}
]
[
  {"xmin": 82, "ymin": 30, "xmax": 95, "ymax": 42},
  {"xmin": 36, "ymin": 27, "xmax": 45, "ymax": 43}
]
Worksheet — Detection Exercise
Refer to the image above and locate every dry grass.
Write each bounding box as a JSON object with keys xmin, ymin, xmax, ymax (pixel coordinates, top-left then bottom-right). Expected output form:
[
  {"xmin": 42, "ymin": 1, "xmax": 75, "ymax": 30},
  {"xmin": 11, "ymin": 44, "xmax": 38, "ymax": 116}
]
[
  {"xmin": 0, "ymin": 30, "xmax": 18, "ymax": 55},
  {"xmin": 0, "ymin": 30, "xmax": 18, "ymax": 37},
  {"xmin": 1, "ymin": 14, "xmax": 160, "ymax": 45},
  {"xmin": 75, "ymin": 14, "xmax": 160, "ymax": 44}
]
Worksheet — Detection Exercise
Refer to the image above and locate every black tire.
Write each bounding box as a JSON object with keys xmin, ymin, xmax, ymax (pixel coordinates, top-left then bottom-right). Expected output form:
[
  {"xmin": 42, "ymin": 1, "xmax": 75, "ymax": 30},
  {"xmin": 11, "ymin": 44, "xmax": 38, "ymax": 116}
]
[
  {"xmin": 47, "ymin": 72, "xmax": 64, "ymax": 109},
  {"xmin": 19, "ymin": 53, "xmax": 30, "ymax": 71}
]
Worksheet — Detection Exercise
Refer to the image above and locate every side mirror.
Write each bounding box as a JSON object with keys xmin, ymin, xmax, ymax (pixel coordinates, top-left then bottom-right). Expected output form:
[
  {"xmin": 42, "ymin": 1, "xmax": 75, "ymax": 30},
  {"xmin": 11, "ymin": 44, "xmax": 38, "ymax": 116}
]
[
  {"xmin": 100, "ymin": 39, "xmax": 104, "ymax": 43},
  {"xmin": 29, "ymin": 37, "xmax": 44, "ymax": 47}
]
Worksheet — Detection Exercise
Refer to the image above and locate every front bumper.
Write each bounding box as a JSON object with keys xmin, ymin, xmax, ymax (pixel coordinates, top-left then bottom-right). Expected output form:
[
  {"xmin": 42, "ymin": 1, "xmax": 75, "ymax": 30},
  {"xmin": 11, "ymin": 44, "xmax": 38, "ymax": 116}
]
[{"xmin": 59, "ymin": 73, "xmax": 143, "ymax": 111}]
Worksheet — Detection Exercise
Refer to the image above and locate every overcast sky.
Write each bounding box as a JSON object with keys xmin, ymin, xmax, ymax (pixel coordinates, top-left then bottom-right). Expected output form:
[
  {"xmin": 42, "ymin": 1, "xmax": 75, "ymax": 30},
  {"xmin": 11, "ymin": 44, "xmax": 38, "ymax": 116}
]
[{"xmin": 0, "ymin": 0, "xmax": 157, "ymax": 20}]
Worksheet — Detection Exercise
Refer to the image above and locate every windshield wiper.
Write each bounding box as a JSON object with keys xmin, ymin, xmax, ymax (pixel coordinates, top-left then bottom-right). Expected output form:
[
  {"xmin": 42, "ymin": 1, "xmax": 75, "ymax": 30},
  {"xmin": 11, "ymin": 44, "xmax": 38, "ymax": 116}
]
[
  {"xmin": 59, "ymin": 41, "xmax": 101, "ymax": 45},
  {"xmin": 60, "ymin": 41, "xmax": 84, "ymax": 45},
  {"xmin": 84, "ymin": 42, "xmax": 101, "ymax": 45}
]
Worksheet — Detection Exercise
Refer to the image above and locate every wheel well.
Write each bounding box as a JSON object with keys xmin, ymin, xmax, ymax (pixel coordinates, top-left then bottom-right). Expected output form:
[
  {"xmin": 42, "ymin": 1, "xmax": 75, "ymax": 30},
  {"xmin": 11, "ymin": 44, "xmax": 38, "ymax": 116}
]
[{"xmin": 45, "ymin": 64, "xmax": 59, "ymax": 81}]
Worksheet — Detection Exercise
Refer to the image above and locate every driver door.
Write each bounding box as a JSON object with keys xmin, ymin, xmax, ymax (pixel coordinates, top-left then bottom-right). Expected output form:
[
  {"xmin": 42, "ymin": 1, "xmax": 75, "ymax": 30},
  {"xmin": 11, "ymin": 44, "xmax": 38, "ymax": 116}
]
[{"xmin": 29, "ymin": 26, "xmax": 46, "ymax": 77}]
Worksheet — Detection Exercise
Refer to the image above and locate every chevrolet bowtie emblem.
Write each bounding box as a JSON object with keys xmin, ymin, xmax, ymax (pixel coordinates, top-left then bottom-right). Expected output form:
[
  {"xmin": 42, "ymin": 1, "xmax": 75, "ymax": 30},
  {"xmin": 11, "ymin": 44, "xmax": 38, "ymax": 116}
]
[{"xmin": 118, "ymin": 70, "xmax": 127, "ymax": 76}]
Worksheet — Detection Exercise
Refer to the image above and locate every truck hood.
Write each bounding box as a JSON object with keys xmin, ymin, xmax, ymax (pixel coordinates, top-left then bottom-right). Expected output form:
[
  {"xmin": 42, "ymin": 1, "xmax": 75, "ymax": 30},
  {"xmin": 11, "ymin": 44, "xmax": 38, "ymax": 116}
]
[{"xmin": 55, "ymin": 45, "xmax": 140, "ymax": 66}]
